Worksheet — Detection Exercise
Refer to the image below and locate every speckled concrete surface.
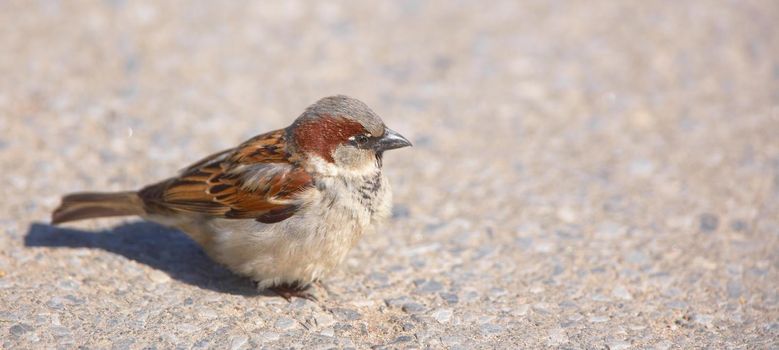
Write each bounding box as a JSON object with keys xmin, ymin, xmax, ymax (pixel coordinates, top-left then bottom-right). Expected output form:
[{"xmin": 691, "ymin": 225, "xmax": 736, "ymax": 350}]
[{"xmin": 1, "ymin": 1, "xmax": 778, "ymax": 349}]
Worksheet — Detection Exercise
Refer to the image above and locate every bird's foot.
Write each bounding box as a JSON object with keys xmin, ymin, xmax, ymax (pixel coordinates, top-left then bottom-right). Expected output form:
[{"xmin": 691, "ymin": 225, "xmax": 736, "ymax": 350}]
[{"xmin": 268, "ymin": 282, "xmax": 318, "ymax": 302}]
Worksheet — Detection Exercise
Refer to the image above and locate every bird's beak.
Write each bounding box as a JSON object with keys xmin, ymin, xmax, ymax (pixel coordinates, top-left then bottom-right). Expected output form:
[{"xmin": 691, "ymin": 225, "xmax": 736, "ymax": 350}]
[{"xmin": 374, "ymin": 128, "xmax": 412, "ymax": 152}]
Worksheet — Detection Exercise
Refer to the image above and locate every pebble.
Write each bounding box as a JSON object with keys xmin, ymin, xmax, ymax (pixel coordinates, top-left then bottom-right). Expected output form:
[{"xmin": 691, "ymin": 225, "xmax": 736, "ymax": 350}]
[
  {"xmin": 653, "ymin": 340, "xmax": 673, "ymax": 350},
  {"xmin": 440, "ymin": 335, "xmax": 464, "ymax": 347},
  {"xmin": 666, "ymin": 300, "xmax": 688, "ymax": 309},
  {"xmin": 402, "ymin": 303, "xmax": 426, "ymax": 314},
  {"xmin": 148, "ymin": 270, "xmax": 171, "ymax": 283},
  {"xmin": 391, "ymin": 204, "xmax": 410, "ymax": 219},
  {"xmin": 729, "ymin": 219, "xmax": 748, "ymax": 232},
  {"xmin": 532, "ymin": 303, "xmax": 553, "ymax": 314},
  {"xmin": 431, "ymin": 308, "xmax": 453, "ymax": 323},
  {"xmin": 177, "ymin": 323, "xmax": 198, "ymax": 334},
  {"xmin": 50, "ymin": 325, "xmax": 71, "ymax": 337},
  {"xmin": 611, "ymin": 285, "xmax": 633, "ymax": 300},
  {"xmin": 692, "ymin": 313, "xmax": 714, "ymax": 327},
  {"xmin": 461, "ymin": 291, "xmax": 480, "ymax": 303},
  {"xmin": 9, "ymin": 323, "xmax": 33, "ymax": 336},
  {"xmin": 314, "ymin": 312, "xmax": 335, "ymax": 327},
  {"xmin": 439, "ymin": 292, "xmax": 459, "ymax": 304},
  {"xmin": 392, "ymin": 335, "xmax": 413, "ymax": 343},
  {"xmin": 699, "ymin": 213, "xmax": 719, "ymax": 232},
  {"xmin": 198, "ymin": 308, "xmax": 218, "ymax": 319},
  {"xmin": 414, "ymin": 279, "xmax": 443, "ymax": 294},
  {"xmin": 588, "ymin": 316, "xmax": 609, "ymax": 323},
  {"xmin": 595, "ymin": 221, "xmax": 626, "ymax": 239},
  {"xmin": 111, "ymin": 338, "xmax": 135, "ymax": 350},
  {"xmin": 257, "ymin": 331, "xmax": 280, "ymax": 342},
  {"xmin": 727, "ymin": 281, "xmax": 743, "ymax": 299},
  {"xmin": 557, "ymin": 207, "xmax": 578, "ymax": 223},
  {"xmin": 480, "ymin": 323, "xmax": 504, "ymax": 334},
  {"xmin": 229, "ymin": 335, "xmax": 248, "ymax": 350},
  {"xmin": 547, "ymin": 327, "xmax": 568, "ymax": 346},
  {"xmin": 607, "ymin": 340, "xmax": 631, "ymax": 350},
  {"xmin": 319, "ymin": 327, "xmax": 335, "ymax": 337},
  {"xmin": 385, "ymin": 296, "xmax": 412, "ymax": 308},
  {"xmin": 274, "ymin": 317, "xmax": 296, "ymax": 330},
  {"xmin": 331, "ymin": 308, "xmax": 361, "ymax": 321}
]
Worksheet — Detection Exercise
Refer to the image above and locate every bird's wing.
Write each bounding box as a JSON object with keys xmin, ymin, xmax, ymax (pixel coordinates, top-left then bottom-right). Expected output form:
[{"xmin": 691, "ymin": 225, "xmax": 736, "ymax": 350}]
[{"xmin": 138, "ymin": 129, "xmax": 314, "ymax": 223}]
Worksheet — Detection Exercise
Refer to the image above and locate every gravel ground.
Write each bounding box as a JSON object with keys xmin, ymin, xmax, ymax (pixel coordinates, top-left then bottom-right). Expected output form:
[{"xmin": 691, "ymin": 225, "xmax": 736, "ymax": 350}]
[{"xmin": 2, "ymin": 1, "xmax": 779, "ymax": 349}]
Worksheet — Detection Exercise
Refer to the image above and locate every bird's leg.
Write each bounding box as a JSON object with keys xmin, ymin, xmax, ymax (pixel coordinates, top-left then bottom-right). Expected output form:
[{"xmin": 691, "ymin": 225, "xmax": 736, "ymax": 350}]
[{"xmin": 268, "ymin": 281, "xmax": 318, "ymax": 302}]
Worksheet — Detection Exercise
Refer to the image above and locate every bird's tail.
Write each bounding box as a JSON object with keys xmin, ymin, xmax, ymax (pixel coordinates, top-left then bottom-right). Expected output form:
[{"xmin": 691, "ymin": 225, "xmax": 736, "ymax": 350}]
[{"xmin": 51, "ymin": 191, "xmax": 144, "ymax": 225}]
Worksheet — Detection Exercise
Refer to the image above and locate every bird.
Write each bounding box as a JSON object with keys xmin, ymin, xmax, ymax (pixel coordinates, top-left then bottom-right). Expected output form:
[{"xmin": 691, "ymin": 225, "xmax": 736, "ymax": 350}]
[{"xmin": 51, "ymin": 95, "xmax": 412, "ymax": 300}]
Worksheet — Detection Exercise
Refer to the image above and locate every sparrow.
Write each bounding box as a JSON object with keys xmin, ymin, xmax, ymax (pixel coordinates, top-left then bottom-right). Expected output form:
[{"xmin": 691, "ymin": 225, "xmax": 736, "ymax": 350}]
[{"xmin": 51, "ymin": 95, "xmax": 412, "ymax": 300}]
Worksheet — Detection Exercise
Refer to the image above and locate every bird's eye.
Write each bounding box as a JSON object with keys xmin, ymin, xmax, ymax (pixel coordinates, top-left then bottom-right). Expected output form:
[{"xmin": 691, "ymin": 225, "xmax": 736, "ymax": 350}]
[{"xmin": 354, "ymin": 134, "xmax": 369, "ymax": 145}]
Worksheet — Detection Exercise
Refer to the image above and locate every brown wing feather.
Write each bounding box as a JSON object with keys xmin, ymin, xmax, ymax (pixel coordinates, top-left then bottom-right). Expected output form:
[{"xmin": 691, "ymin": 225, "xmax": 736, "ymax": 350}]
[{"xmin": 139, "ymin": 129, "xmax": 313, "ymax": 223}]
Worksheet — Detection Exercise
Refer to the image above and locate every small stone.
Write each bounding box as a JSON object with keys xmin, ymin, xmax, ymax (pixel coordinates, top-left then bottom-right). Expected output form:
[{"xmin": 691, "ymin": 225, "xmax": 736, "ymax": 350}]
[
  {"xmin": 391, "ymin": 204, "xmax": 410, "ymax": 218},
  {"xmin": 557, "ymin": 207, "xmax": 577, "ymax": 223},
  {"xmin": 9, "ymin": 323, "xmax": 33, "ymax": 336},
  {"xmin": 177, "ymin": 323, "xmax": 198, "ymax": 334},
  {"xmin": 666, "ymin": 300, "xmax": 688, "ymax": 309},
  {"xmin": 112, "ymin": 338, "xmax": 135, "ymax": 350},
  {"xmin": 699, "ymin": 213, "xmax": 719, "ymax": 232},
  {"xmin": 319, "ymin": 327, "xmax": 335, "ymax": 337},
  {"xmin": 58, "ymin": 280, "xmax": 79, "ymax": 290},
  {"xmin": 331, "ymin": 308, "xmax": 361, "ymax": 321},
  {"xmin": 402, "ymin": 303, "xmax": 425, "ymax": 313},
  {"xmin": 63, "ymin": 295, "xmax": 85, "ymax": 305},
  {"xmin": 653, "ymin": 340, "xmax": 673, "ymax": 350},
  {"xmin": 366, "ymin": 272, "xmax": 389, "ymax": 285},
  {"xmin": 148, "ymin": 270, "xmax": 171, "ymax": 283},
  {"xmin": 229, "ymin": 335, "xmax": 248, "ymax": 350},
  {"xmin": 559, "ymin": 300, "xmax": 577, "ymax": 309},
  {"xmin": 488, "ymin": 288, "xmax": 507, "ymax": 299},
  {"xmin": 611, "ymin": 285, "xmax": 633, "ymax": 300},
  {"xmin": 626, "ymin": 250, "xmax": 649, "ymax": 265},
  {"xmin": 727, "ymin": 281, "xmax": 742, "ymax": 299},
  {"xmin": 413, "ymin": 280, "xmax": 443, "ymax": 294},
  {"xmin": 384, "ymin": 296, "xmax": 412, "ymax": 308},
  {"xmin": 257, "ymin": 331, "xmax": 280, "ymax": 342},
  {"xmin": 692, "ymin": 313, "xmax": 714, "ymax": 327},
  {"xmin": 588, "ymin": 316, "xmax": 609, "ymax": 323},
  {"xmin": 533, "ymin": 303, "xmax": 553, "ymax": 314},
  {"xmin": 392, "ymin": 335, "xmax": 413, "ymax": 343},
  {"xmin": 431, "ymin": 308, "xmax": 453, "ymax": 323},
  {"xmin": 274, "ymin": 317, "xmax": 296, "ymax": 330},
  {"xmin": 595, "ymin": 221, "xmax": 626, "ymax": 239},
  {"xmin": 193, "ymin": 339, "xmax": 210, "ymax": 349},
  {"xmin": 729, "ymin": 219, "xmax": 748, "ymax": 232},
  {"xmin": 314, "ymin": 312, "xmax": 335, "ymax": 327},
  {"xmin": 480, "ymin": 323, "xmax": 504, "ymax": 334},
  {"xmin": 607, "ymin": 340, "xmax": 631, "ymax": 350},
  {"xmin": 514, "ymin": 304, "xmax": 530, "ymax": 316},
  {"xmin": 46, "ymin": 297, "xmax": 65, "ymax": 310},
  {"xmin": 198, "ymin": 308, "xmax": 218, "ymax": 319},
  {"xmin": 441, "ymin": 335, "xmax": 464, "ymax": 347},
  {"xmin": 461, "ymin": 290, "xmax": 479, "ymax": 302},
  {"xmin": 547, "ymin": 327, "xmax": 568, "ymax": 346},
  {"xmin": 439, "ymin": 292, "xmax": 459, "ymax": 304},
  {"xmin": 629, "ymin": 159, "xmax": 654, "ymax": 176}
]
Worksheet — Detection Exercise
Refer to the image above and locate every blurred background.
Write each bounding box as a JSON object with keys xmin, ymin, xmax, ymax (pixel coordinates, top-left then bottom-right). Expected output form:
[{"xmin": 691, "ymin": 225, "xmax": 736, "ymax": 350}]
[{"xmin": 1, "ymin": 0, "xmax": 778, "ymax": 348}]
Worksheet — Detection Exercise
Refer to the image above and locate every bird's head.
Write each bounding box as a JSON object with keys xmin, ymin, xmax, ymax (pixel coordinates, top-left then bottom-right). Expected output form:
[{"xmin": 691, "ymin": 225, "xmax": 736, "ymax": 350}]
[{"xmin": 288, "ymin": 95, "xmax": 411, "ymax": 175}]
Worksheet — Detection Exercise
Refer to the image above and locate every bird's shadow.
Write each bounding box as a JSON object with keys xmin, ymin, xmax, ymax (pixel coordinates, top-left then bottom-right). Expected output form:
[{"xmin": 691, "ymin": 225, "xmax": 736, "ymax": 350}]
[{"xmin": 25, "ymin": 221, "xmax": 264, "ymax": 296}]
